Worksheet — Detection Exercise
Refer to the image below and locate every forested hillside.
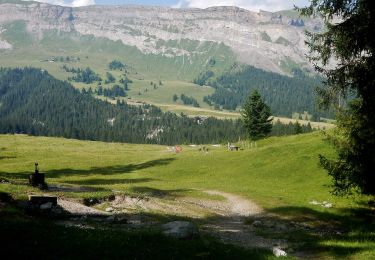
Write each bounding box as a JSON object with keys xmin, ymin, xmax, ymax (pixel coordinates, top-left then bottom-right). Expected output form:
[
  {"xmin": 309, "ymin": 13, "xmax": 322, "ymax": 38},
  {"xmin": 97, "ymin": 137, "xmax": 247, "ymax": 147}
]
[
  {"xmin": 0, "ymin": 68, "xmax": 249, "ymax": 144},
  {"xmin": 0, "ymin": 68, "xmax": 314, "ymax": 144},
  {"xmin": 200, "ymin": 64, "xmax": 332, "ymax": 119}
]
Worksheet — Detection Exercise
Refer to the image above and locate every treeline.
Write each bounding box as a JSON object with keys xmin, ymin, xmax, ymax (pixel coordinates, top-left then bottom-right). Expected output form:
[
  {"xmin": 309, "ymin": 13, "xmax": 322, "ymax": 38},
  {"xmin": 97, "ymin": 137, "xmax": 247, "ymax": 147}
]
[
  {"xmin": 47, "ymin": 56, "xmax": 81, "ymax": 63},
  {"xmin": 271, "ymin": 120, "xmax": 313, "ymax": 136},
  {"xmin": 195, "ymin": 64, "xmax": 332, "ymax": 119},
  {"xmin": 108, "ymin": 60, "xmax": 125, "ymax": 71},
  {"xmin": 180, "ymin": 94, "xmax": 200, "ymax": 107},
  {"xmin": 193, "ymin": 70, "xmax": 215, "ymax": 86},
  {"xmin": 82, "ymin": 85, "xmax": 127, "ymax": 98},
  {"xmin": 0, "ymin": 68, "xmax": 315, "ymax": 145},
  {"xmin": 63, "ymin": 66, "xmax": 102, "ymax": 84}
]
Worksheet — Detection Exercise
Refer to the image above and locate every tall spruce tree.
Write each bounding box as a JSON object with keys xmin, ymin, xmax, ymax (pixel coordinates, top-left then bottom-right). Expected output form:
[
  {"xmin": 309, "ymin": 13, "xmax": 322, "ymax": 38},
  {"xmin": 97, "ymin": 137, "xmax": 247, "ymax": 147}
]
[
  {"xmin": 241, "ymin": 90, "xmax": 272, "ymax": 141},
  {"xmin": 300, "ymin": 0, "xmax": 375, "ymax": 195}
]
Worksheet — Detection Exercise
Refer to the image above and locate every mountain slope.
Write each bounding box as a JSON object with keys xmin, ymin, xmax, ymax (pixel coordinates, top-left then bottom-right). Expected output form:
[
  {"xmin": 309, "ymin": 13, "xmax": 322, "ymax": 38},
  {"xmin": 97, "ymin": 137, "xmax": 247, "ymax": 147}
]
[
  {"xmin": 0, "ymin": 1, "xmax": 331, "ymax": 121},
  {"xmin": 0, "ymin": 1, "xmax": 322, "ymax": 75}
]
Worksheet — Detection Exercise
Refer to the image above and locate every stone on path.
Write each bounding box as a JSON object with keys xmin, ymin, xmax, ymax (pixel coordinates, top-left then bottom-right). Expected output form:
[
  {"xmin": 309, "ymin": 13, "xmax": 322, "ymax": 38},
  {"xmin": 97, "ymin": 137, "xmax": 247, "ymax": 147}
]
[
  {"xmin": 273, "ymin": 247, "xmax": 287, "ymax": 257},
  {"xmin": 162, "ymin": 221, "xmax": 199, "ymax": 239}
]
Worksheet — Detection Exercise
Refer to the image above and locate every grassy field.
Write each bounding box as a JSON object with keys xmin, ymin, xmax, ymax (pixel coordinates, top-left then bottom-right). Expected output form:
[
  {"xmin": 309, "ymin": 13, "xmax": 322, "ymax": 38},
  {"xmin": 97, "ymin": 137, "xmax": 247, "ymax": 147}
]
[
  {"xmin": 0, "ymin": 133, "xmax": 374, "ymax": 259},
  {"xmin": 127, "ymin": 79, "xmax": 215, "ymax": 109}
]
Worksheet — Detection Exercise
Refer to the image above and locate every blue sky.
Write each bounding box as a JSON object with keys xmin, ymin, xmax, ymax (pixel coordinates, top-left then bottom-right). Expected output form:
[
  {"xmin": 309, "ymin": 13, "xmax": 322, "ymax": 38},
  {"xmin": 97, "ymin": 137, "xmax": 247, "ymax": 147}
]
[{"xmin": 34, "ymin": 0, "xmax": 311, "ymax": 12}]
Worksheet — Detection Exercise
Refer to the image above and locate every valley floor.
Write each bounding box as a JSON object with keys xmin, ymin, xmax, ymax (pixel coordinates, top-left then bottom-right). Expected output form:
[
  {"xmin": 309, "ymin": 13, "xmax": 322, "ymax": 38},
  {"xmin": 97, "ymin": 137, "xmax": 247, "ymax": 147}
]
[{"xmin": 0, "ymin": 133, "xmax": 374, "ymax": 259}]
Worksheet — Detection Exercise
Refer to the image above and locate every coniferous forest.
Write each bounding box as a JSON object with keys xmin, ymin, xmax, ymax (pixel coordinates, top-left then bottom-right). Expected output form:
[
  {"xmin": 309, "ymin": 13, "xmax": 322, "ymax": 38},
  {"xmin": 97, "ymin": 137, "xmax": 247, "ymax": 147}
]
[
  {"xmin": 0, "ymin": 68, "xmax": 313, "ymax": 145},
  {"xmin": 199, "ymin": 64, "xmax": 332, "ymax": 119}
]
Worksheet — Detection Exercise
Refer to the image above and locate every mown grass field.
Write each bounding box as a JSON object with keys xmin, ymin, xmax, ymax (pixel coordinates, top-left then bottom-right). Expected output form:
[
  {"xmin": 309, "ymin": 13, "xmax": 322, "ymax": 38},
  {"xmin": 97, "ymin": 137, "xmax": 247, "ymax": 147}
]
[{"xmin": 0, "ymin": 133, "xmax": 374, "ymax": 259}]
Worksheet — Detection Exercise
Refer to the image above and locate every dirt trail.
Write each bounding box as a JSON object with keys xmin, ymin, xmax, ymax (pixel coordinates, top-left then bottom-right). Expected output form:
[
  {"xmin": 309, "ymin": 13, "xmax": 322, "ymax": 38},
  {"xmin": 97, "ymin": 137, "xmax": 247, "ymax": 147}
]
[
  {"xmin": 55, "ymin": 190, "xmax": 286, "ymax": 251},
  {"xmin": 199, "ymin": 190, "xmax": 284, "ymax": 249},
  {"xmin": 105, "ymin": 190, "xmax": 284, "ymax": 250},
  {"xmin": 204, "ymin": 190, "xmax": 263, "ymax": 216}
]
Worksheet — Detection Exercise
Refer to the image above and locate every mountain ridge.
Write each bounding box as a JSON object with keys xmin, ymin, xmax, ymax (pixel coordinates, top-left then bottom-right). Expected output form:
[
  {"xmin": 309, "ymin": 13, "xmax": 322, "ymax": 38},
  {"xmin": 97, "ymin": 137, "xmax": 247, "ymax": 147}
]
[{"xmin": 0, "ymin": 1, "xmax": 322, "ymax": 75}]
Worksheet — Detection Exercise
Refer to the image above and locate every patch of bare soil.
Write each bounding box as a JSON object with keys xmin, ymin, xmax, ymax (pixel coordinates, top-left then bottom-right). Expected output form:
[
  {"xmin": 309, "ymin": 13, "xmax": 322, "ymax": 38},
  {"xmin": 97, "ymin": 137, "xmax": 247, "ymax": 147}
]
[{"xmin": 58, "ymin": 199, "xmax": 109, "ymax": 216}]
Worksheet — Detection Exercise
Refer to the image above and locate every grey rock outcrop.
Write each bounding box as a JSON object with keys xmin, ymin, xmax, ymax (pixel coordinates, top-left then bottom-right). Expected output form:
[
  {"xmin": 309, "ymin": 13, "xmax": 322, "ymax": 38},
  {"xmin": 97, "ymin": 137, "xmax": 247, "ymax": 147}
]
[{"xmin": 0, "ymin": 2, "xmax": 324, "ymax": 74}]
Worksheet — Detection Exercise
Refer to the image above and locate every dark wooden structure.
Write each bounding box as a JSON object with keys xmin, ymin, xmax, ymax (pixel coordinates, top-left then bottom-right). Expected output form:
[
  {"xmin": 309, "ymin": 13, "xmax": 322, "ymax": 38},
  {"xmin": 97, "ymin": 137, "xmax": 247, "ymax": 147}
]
[{"xmin": 29, "ymin": 163, "xmax": 47, "ymax": 188}]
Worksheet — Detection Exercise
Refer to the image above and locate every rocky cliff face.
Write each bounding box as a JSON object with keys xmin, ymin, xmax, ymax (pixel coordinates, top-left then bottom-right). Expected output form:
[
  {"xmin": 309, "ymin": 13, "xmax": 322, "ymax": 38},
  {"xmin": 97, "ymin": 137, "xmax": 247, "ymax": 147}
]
[{"xmin": 0, "ymin": 2, "xmax": 322, "ymax": 74}]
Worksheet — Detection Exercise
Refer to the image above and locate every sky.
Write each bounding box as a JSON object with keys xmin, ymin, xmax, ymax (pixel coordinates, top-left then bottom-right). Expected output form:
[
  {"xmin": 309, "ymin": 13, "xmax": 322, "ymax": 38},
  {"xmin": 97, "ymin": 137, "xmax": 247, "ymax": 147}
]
[{"xmin": 31, "ymin": 0, "xmax": 311, "ymax": 12}]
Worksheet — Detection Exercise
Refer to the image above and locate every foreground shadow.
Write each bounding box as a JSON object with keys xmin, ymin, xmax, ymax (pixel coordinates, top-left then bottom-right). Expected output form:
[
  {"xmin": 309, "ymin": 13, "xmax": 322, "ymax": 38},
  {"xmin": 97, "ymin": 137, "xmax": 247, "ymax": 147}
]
[
  {"xmin": 1, "ymin": 185, "xmax": 375, "ymax": 259},
  {"xmin": 130, "ymin": 186, "xmax": 192, "ymax": 198},
  {"xmin": 46, "ymin": 158, "xmax": 175, "ymax": 178},
  {"xmin": 0, "ymin": 158, "xmax": 175, "ymax": 181},
  {"xmin": 246, "ymin": 205, "xmax": 375, "ymax": 258},
  {"xmin": 0, "ymin": 200, "xmax": 274, "ymax": 259},
  {"xmin": 65, "ymin": 178, "xmax": 156, "ymax": 186}
]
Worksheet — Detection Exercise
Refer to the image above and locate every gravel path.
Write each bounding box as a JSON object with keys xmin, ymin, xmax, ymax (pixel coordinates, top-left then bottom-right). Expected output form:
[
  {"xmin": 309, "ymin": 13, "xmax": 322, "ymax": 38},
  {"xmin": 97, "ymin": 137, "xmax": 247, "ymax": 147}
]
[
  {"xmin": 55, "ymin": 190, "xmax": 286, "ymax": 252},
  {"xmin": 198, "ymin": 190, "xmax": 284, "ymax": 250},
  {"xmin": 204, "ymin": 190, "xmax": 263, "ymax": 216}
]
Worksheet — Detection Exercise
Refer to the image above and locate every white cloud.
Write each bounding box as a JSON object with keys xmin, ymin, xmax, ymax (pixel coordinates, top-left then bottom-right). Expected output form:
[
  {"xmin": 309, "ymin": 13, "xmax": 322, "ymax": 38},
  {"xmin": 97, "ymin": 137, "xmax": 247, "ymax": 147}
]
[
  {"xmin": 30, "ymin": 0, "xmax": 95, "ymax": 7},
  {"xmin": 173, "ymin": 0, "xmax": 308, "ymax": 12},
  {"xmin": 70, "ymin": 0, "xmax": 95, "ymax": 7}
]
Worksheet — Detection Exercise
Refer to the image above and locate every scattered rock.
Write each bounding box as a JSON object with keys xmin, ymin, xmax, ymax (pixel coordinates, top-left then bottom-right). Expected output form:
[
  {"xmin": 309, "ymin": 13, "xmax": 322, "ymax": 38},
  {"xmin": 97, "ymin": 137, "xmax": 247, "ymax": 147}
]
[
  {"xmin": 116, "ymin": 216, "xmax": 128, "ymax": 224},
  {"xmin": 309, "ymin": 200, "xmax": 333, "ymax": 208},
  {"xmin": 106, "ymin": 215, "xmax": 116, "ymax": 222},
  {"xmin": 322, "ymin": 202, "xmax": 333, "ymax": 208},
  {"xmin": 84, "ymin": 198, "xmax": 100, "ymax": 206},
  {"xmin": 40, "ymin": 202, "xmax": 53, "ymax": 210},
  {"xmin": 0, "ymin": 178, "xmax": 10, "ymax": 184},
  {"xmin": 273, "ymin": 247, "xmax": 287, "ymax": 257},
  {"xmin": 275, "ymin": 223, "xmax": 288, "ymax": 231},
  {"xmin": 106, "ymin": 215, "xmax": 128, "ymax": 223},
  {"xmin": 252, "ymin": 220, "xmax": 263, "ymax": 227},
  {"xmin": 105, "ymin": 207, "xmax": 114, "ymax": 212},
  {"xmin": 162, "ymin": 221, "xmax": 199, "ymax": 239},
  {"xmin": 263, "ymin": 220, "xmax": 275, "ymax": 228}
]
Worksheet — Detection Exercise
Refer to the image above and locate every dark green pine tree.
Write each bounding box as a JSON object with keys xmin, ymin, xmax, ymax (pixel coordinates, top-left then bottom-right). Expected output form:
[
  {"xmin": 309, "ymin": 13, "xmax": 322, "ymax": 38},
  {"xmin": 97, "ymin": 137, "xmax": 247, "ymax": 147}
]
[
  {"xmin": 241, "ymin": 90, "xmax": 272, "ymax": 141},
  {"xmin": 301, "ymin": 0, "xmax": 375, "ymax": 196},
  {"xmin": 294, "ymin": 121, "xmax": 303, "ymax": 135}
]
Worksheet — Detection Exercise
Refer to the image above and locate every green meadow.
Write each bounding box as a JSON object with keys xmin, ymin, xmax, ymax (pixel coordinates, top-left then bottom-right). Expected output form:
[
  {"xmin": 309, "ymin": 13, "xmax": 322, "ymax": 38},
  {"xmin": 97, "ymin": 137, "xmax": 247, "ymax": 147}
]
[{"xmin": 0, "ymin": 133, "xmax": 374, "ymax": 259}]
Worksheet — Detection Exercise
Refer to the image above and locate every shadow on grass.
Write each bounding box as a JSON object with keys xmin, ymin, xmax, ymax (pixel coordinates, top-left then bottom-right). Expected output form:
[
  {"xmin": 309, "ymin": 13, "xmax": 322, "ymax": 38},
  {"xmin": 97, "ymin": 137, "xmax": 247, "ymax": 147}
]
[
  {"xmin": 46, "ymin": 158, "xmax": 175, "ymax": 178},
  {"xmin": 245, "ymin": 204, "xmax": 375, "ymax": 258},
  {"xmin": 64, "ymin": 177, "xmax": 156, "ymax": 186},
  {"xmin": 130, "ymin": 186, "xmax": 192, "ymax": 198},
  {"xmin": 0, "ymin": 156, "xmax": 16, "ymax": 160},
  {"xmin": 0, "ymin": 158, "xmax": 175, "ymax": 181}
]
